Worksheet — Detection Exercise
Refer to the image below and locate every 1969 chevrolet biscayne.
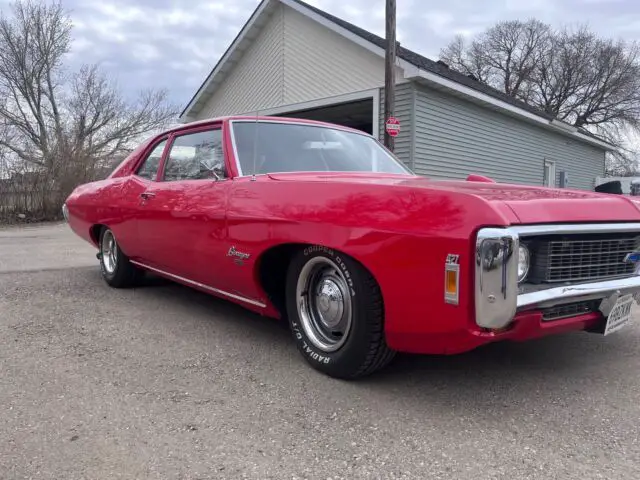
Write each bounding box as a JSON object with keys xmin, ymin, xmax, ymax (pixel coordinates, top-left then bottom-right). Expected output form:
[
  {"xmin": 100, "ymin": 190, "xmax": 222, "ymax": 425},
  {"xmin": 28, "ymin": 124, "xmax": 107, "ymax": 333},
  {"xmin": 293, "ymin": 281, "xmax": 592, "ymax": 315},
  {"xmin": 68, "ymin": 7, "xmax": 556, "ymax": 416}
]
[{"xmin": 64, "ymin": 116, "xmax": 640, "ymax": 379}]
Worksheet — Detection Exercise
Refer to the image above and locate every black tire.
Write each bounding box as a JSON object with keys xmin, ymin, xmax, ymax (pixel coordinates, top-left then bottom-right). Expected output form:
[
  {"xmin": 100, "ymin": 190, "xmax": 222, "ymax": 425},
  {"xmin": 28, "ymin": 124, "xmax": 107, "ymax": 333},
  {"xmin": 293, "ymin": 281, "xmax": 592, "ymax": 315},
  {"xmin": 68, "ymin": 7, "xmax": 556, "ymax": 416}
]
[
  {"xmin": 98, "ymin": 227, "xmax": 143, "ymax": 288},
  {"xmin": 285, "ymin": 246, "xmax": 395, "ymax": 379}
]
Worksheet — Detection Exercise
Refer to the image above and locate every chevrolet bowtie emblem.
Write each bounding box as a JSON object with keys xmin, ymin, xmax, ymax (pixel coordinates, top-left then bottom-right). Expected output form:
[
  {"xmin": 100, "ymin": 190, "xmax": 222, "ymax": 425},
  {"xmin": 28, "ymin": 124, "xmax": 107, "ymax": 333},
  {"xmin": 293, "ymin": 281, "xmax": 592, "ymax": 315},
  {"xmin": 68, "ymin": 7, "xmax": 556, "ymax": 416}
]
[{"xmin": 623, "ymin": 252, "xmax": 640, "ymax": 264}]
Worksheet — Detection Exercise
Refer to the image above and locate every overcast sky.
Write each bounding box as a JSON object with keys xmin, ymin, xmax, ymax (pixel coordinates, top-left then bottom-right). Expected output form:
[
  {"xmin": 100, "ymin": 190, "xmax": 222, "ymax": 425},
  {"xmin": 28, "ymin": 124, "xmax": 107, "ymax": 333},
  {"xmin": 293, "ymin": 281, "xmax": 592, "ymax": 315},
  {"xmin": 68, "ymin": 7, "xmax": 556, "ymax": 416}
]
[{"xmin": 1, "ymin": 0, "xmax": 638, "ymax": 109}]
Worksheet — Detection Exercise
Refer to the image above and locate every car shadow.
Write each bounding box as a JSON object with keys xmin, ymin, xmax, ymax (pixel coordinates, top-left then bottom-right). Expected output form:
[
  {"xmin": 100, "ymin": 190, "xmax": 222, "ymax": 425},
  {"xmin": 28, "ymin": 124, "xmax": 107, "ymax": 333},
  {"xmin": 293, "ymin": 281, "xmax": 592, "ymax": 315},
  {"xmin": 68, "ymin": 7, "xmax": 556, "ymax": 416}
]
[{"xmin": 130, "ymin": 271, "xmax": 292, "ymax": 336}]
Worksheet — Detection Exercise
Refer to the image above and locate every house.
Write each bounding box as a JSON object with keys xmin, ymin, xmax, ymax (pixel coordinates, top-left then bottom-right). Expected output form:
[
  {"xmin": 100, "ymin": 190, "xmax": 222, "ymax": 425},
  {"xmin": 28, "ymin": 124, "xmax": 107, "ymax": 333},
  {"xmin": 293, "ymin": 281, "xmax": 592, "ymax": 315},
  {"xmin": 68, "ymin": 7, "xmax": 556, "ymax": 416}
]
[{"xmin": 179, "ymin": 0, "xmax": 613, "ymax": 190}]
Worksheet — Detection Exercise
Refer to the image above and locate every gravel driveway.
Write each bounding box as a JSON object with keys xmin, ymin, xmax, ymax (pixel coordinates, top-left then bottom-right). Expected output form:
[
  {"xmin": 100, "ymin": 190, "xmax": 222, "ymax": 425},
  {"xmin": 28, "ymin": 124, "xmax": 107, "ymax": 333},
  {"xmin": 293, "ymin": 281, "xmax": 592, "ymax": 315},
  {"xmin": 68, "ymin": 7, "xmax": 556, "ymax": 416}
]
[{"xmin": 1, "ymin": 223, "xmax": 639, "ymax": 479}]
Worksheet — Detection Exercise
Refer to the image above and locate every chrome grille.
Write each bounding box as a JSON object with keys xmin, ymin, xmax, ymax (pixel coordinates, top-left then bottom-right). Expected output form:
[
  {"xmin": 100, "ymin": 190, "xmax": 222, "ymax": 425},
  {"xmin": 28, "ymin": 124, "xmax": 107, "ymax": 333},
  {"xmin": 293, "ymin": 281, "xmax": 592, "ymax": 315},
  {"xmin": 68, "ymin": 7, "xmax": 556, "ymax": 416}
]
[
  {"xmin": 541, "ymin": 301, "xmax": 599, "ymax": 322},
  {"xmin": 531, "ymin": 233, "xmax": 640, "ymax": 283}
]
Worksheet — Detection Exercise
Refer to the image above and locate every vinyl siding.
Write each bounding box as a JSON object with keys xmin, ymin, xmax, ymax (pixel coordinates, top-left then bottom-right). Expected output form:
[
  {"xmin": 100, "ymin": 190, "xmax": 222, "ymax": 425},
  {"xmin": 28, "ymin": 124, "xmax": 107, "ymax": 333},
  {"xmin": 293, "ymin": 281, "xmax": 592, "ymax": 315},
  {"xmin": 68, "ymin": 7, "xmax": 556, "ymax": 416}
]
[
  {"xmin": 378, "ymin": 83, "xmax": 414, "ymax": 167},
  {"xmin": 195, "ymin": 4, "xmax": 404, "ymax": 120},
  {"xmin": 282, "ymin": 7, "xmax": 403, "ymax": 105},
  {"xmin": 412, "ymin": 84, "xmax": 606, "ymax": 190},
  {"xmin": 198, "ymin": 6, "xmax": 285, "ymax": 118}
]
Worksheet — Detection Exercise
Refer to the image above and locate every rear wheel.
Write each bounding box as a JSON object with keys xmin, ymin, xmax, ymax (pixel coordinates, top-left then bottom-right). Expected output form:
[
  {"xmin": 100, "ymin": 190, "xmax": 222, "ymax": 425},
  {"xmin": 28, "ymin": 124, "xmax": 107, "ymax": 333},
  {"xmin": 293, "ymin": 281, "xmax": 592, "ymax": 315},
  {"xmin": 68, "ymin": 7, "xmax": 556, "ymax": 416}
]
[
  {"xmin": 286, "ymin": 246, "xmax": 395, "ymax": 379},
  {"xmin": 98, "ymin": 228, "xmax": 143, "ymax": 288}
]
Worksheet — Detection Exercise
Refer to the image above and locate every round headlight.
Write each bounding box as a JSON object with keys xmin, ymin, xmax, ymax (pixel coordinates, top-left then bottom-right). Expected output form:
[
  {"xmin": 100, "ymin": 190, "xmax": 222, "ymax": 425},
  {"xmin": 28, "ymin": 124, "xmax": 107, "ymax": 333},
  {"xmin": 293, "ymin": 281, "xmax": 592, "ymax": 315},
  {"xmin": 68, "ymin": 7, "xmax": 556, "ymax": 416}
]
[{"xmin": 518, "ymin": 245, "xmax": 530, "ymax": 283}]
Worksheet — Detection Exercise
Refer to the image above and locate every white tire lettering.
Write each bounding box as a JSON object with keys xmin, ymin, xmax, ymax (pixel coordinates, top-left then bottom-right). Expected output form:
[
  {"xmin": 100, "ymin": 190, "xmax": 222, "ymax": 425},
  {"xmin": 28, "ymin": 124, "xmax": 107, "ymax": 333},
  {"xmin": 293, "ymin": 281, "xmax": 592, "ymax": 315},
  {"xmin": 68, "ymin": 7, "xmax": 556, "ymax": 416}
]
[{"xmin": 303, "ymin": 245, "xmax": 335, "ymax": 257}]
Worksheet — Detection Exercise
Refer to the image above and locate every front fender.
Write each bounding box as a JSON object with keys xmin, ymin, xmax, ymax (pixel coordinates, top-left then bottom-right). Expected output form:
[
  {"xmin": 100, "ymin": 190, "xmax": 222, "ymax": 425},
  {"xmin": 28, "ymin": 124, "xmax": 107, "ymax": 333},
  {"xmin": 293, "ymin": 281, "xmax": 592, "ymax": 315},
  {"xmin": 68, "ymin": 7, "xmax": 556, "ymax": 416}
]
[{"xmin": 227, "ymin": 178, "xmax": 514, "ymax": 347}]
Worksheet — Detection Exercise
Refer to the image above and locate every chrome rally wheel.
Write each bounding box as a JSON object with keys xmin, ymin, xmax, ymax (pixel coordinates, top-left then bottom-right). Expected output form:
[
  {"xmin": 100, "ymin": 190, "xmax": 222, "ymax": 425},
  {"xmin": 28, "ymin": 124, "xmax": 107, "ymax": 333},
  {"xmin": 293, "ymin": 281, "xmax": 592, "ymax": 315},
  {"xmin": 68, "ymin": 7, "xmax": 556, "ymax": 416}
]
[
  {"xmin": 296, "ymin": 256, "xmax": 353, "ymax": 353},
  {"xmin": 98, "ymin": 227, "xmax": 142, "ymax": 288},
  {"xmin": 286, "ymin": 246, "xmax": 396, "ymax": 379},
  {"xmin": 101, "ymin": 229, "xmax": 118, "ymax": 275}
]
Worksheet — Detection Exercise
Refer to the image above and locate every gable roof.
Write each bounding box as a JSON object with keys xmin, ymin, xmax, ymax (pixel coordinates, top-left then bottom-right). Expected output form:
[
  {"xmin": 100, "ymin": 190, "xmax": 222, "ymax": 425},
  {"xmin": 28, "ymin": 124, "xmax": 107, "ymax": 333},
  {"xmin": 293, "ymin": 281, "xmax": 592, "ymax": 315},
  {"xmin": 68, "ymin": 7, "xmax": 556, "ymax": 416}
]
[
  {"xmin": 290, "ymin": 0, "xmax": 555, "ymax": 121},
  {"xmin": 180, "ymin": 0, "xmax": 613, "ymax": 151}
]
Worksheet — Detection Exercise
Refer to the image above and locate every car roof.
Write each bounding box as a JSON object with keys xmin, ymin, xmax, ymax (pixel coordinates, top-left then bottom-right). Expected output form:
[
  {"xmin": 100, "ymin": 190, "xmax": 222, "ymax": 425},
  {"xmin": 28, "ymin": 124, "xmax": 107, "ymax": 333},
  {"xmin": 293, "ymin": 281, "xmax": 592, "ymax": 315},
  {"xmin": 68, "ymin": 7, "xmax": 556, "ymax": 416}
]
[{"xmin": 168, "ymin": 115, "xmax": 370, "ymax": 136}]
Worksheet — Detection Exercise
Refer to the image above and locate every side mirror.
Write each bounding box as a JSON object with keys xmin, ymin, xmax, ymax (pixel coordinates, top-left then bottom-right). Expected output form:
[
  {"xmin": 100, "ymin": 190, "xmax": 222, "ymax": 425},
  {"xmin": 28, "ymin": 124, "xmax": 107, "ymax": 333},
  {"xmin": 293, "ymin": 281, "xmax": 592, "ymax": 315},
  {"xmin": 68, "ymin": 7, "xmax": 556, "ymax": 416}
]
[
  {"xmin": 211, "ymin": 166, "xmax": 225, "ymax": 181},
  {"xmin": 199, "ymin": 158, "xmax": 225, "ymax": 180}
]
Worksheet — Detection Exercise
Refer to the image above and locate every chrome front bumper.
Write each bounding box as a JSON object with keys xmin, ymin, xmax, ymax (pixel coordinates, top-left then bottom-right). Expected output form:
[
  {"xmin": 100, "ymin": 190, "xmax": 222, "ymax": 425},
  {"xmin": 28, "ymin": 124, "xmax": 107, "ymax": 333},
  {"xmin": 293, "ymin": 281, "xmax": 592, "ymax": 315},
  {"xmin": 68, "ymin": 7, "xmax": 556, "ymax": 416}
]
[{"xmin": 475, "ymin": 224, "xmax": 640, "ymax": 329}]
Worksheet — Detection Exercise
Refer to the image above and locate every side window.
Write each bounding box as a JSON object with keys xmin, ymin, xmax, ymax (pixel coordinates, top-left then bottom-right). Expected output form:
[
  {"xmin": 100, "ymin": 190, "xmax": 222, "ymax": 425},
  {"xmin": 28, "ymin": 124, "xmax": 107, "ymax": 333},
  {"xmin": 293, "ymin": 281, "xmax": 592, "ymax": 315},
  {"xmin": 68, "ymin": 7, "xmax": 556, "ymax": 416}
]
[
  {"xmin": 136, "ymin": 140, "xmax": 167, "ymax": 180},
  {"xmin": 162, "ymin": 129, "xmax": 226, "ymax": 182}
]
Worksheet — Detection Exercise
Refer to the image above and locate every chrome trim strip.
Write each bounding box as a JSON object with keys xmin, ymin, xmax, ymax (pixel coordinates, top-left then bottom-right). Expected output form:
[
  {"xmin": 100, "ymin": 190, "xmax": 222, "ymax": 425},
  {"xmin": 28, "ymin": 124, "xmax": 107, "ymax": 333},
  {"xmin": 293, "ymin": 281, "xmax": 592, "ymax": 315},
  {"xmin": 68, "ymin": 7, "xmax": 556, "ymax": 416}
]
[
  {"xmin": 228, "ymin": 120, "xmax": 243, "ymax": 177},
  {"xmin": 511, "ymin": 223, "xmax": 640, "ymax": 237},
  {"xmin": 518, "ymin": 275, "xmax": 640, "ymax": 309},
  {"xmin": 229, "ymin": 118, "xmax": 374, "ymax": 137},
  {"xmin": 130, "ymin": 260, "xmax": 267, "ymax": 308}
]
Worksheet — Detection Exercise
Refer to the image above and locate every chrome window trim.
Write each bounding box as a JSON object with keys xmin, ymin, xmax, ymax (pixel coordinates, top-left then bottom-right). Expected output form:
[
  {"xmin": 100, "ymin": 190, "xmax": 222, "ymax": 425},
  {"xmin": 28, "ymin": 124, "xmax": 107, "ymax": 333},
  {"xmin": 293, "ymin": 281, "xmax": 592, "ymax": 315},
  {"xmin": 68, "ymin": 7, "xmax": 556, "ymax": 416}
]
[
  {"xmin": 130, "ymin": 260, "xmax": 266, "ymax": 308},
  {"xmin": 228, "ymin": 120, "xmax": 243, "ymax": 177},
  {"xmin": 227, "ymin": 119, "xmax": 412, "ymax": 179}
]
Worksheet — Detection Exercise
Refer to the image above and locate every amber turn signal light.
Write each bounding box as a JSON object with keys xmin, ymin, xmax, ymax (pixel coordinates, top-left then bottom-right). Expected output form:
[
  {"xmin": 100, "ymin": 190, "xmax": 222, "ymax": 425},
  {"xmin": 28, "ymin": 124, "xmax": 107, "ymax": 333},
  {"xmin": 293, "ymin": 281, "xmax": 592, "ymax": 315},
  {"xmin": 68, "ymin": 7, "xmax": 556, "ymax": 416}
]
[{"xmin": 444, "ymin": 264, "xmax": 459, "ymax": 305}]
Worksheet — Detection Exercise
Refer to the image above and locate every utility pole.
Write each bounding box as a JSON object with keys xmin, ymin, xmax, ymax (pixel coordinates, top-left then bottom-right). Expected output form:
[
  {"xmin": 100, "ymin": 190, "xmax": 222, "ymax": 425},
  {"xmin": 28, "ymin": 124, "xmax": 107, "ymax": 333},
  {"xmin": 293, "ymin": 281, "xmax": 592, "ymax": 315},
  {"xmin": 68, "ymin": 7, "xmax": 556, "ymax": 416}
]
[{"xmin": 384, "ymin": 0, "xmax": 396, "ymax": 151}]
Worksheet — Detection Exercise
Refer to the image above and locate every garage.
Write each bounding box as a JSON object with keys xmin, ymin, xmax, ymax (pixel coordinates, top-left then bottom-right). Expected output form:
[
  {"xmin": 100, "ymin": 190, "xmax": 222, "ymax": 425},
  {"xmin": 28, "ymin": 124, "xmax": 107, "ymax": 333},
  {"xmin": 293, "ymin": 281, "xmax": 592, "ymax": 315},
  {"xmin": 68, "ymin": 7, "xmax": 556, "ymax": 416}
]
[{"xmin": 273, "ymin": 98, "xmax": 374, "ymax": 135}]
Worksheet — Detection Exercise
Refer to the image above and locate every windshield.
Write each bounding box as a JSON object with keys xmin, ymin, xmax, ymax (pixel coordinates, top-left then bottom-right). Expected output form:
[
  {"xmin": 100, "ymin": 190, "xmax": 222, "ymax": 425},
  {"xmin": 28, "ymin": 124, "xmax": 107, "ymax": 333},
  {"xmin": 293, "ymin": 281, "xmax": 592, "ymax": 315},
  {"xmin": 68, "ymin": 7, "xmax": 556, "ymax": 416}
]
[{"xmin": 230, "ymin": 120, "xmax": 412, "ymax": 176}]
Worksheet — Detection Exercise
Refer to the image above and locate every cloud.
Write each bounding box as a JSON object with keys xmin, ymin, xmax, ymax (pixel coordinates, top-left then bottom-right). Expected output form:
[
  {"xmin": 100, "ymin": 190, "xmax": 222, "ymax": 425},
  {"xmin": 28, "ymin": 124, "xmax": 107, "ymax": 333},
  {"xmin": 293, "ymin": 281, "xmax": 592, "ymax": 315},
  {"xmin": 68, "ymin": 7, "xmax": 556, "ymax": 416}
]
[{"xmin": 1, "ymin": 0, "xmax": 635, "ymax": 109}]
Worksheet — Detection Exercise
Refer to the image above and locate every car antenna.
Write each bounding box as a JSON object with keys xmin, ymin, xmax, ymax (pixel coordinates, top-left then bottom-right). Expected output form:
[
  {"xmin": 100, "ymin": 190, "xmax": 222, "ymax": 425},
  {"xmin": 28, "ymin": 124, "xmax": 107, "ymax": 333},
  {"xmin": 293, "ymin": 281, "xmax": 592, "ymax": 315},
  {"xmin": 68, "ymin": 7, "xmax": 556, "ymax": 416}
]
[{"xmin": 251, "ymin": 108, "xmax": 259, "ymax": 181}]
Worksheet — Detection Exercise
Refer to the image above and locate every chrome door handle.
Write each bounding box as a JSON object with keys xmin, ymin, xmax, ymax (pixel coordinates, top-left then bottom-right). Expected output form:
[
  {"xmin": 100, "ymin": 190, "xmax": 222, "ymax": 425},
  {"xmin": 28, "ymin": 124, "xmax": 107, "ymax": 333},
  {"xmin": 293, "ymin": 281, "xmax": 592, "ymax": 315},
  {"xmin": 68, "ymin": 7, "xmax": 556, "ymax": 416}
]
[{"xmin": 140, "ymin": 191, "xmax": 155, "ymax": 200}]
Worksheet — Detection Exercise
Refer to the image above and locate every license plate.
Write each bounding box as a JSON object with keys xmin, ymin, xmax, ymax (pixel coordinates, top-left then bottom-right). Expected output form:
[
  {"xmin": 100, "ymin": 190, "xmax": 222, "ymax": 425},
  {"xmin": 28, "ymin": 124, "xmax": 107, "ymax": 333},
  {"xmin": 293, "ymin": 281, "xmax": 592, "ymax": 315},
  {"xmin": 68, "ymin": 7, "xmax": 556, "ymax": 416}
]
[{"xmin": 603, "ymin": 293, "xmax": 635, "ymax": 336}]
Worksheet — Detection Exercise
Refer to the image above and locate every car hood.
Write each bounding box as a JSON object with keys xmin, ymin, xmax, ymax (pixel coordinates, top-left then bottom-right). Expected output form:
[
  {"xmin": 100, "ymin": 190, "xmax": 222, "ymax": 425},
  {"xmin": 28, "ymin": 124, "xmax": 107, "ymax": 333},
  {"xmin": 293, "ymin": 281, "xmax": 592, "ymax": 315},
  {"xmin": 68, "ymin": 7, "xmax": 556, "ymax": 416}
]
[{"xmin": 267, "ymin": 173, "xmax": 640, "ymax": 224}]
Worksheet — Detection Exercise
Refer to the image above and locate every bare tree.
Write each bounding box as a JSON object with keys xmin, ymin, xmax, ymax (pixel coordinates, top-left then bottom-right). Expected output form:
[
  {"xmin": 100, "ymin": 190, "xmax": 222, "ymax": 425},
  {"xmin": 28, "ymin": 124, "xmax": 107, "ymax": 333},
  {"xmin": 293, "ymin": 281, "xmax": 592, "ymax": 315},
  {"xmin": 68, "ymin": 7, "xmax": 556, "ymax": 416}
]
[
  {"xmin": 440, "ymin": 20, "xmax": 640, "ymax": 175},
  {"xmin": 440, "ymin": 19, "xmax": 551, "ymax": 99},
  {"xmin": 0, "ymin": 0, "xmax": 178, "ymax": 221}
]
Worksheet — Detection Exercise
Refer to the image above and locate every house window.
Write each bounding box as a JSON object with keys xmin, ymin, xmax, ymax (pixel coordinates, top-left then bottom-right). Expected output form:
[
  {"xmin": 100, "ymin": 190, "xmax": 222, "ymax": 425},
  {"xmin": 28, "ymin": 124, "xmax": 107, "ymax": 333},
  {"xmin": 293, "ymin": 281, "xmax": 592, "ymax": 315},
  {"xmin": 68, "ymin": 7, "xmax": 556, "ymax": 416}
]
[{"xmin": 543, "ymin": 160, "xmax": 556, "ymax": 187}]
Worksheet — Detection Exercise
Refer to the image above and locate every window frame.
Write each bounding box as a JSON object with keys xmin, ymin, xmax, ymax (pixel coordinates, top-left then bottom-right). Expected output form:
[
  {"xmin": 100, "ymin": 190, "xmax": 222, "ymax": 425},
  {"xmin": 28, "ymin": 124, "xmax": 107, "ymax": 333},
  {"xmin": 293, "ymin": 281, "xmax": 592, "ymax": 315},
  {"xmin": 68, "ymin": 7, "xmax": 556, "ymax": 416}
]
[
  {"xmin": 133, "ymin": 136, "xmax": 170, "ymax": 182},
  {"xmin": 543, "ymin": 159, "xmax": 556, "ymax": 188},
  {"xmin": 158, "ymin": 123, "xmax": 228, "ymax": 183},
  {"xmin": 227, "ymin": 119, "xmax": 412, "ymax": 178}
]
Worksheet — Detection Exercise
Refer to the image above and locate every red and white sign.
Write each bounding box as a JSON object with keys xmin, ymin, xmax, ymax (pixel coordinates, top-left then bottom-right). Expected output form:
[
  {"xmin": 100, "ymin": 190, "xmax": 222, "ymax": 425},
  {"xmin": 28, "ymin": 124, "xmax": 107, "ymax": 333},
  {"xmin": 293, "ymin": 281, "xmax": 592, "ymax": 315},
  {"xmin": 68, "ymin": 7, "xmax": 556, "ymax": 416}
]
[{"xmin": 385, "ymin": 116, "xmax": 400, "ymax": 137}]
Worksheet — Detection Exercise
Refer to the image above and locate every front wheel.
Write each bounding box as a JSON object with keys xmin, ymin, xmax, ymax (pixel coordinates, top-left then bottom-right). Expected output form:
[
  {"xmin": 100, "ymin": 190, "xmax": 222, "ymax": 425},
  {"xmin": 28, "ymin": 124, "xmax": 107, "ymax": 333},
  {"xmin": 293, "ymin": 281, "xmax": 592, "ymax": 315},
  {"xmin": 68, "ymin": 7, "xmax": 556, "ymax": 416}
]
[
  {"xmin": 98, "ymin": 228, "xmax": 143, "ymax": 288},
  {"xmin": 285, "ymin": 246, "xmax": 395, "ymax": 379}
]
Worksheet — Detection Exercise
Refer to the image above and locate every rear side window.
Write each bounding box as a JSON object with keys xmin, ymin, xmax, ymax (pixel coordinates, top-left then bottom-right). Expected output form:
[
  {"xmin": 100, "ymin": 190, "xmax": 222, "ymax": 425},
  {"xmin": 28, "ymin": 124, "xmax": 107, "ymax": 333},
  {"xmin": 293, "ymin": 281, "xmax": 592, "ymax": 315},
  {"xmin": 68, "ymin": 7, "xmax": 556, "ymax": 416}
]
[{"xmin": 136, "ymin": 140, "xmax": 167, "ymax": 180}]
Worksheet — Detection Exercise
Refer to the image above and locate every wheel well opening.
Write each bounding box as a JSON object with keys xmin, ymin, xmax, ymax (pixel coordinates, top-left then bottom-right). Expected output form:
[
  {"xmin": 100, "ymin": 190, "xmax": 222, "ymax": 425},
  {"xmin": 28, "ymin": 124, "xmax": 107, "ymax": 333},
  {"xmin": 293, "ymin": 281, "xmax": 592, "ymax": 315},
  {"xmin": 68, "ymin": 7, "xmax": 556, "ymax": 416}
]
[
  {"xmin": 89, "ymin": 224, "xmax": 107, "ymax": 246},
  {"xmin": 257, "ymin": 243, "xmax": 307, "ymax": 317},
  {"xmin": 257, "ymin": 243, "xmax": 384, "ymax": 321}
]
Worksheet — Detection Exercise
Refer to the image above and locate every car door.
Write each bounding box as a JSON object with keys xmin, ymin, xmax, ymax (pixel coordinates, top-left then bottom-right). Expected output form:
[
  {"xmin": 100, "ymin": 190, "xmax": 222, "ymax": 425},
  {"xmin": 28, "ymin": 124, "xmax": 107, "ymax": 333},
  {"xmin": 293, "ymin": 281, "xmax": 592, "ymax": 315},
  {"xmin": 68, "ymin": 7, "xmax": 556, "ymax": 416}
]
[
  {"xmin": 135, "ymin": 124, "xmax": 231, "ymax": 285},
  {"xmin": 117, "ymin": 136, "xmax": 170, "ymax": 261}
]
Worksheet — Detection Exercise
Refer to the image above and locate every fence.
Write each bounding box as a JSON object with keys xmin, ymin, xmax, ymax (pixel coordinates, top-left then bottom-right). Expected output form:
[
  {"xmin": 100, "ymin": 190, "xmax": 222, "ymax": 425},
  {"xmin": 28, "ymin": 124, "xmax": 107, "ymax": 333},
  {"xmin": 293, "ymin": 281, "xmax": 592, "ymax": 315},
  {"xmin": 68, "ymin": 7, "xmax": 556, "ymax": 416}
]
[{"xmin": 0, "ymin": 169, "xmax": 72, "ymax": 222}]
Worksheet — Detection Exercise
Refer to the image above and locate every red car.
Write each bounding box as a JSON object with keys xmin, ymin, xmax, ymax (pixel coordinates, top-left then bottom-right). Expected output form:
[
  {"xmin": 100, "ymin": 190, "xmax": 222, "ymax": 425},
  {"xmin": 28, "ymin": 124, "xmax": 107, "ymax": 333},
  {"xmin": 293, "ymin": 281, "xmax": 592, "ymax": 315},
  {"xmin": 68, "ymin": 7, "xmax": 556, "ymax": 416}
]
[{"xmin": 64, "ymin": 116, "xmax": 640, "ymax": 379}]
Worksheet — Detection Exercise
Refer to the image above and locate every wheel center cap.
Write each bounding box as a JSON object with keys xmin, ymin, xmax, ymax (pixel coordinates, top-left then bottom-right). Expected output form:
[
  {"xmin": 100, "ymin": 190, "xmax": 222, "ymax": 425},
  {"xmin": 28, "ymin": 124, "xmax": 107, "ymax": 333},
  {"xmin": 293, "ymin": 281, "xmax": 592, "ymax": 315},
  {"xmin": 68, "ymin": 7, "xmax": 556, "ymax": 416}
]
[
  {"xmin": 319, "ymin": 295, "xmax": 331, "ymax": 311},
  {"xmin": 316, "ymin": 279, "xmax": 344, "ymax": 329}
]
